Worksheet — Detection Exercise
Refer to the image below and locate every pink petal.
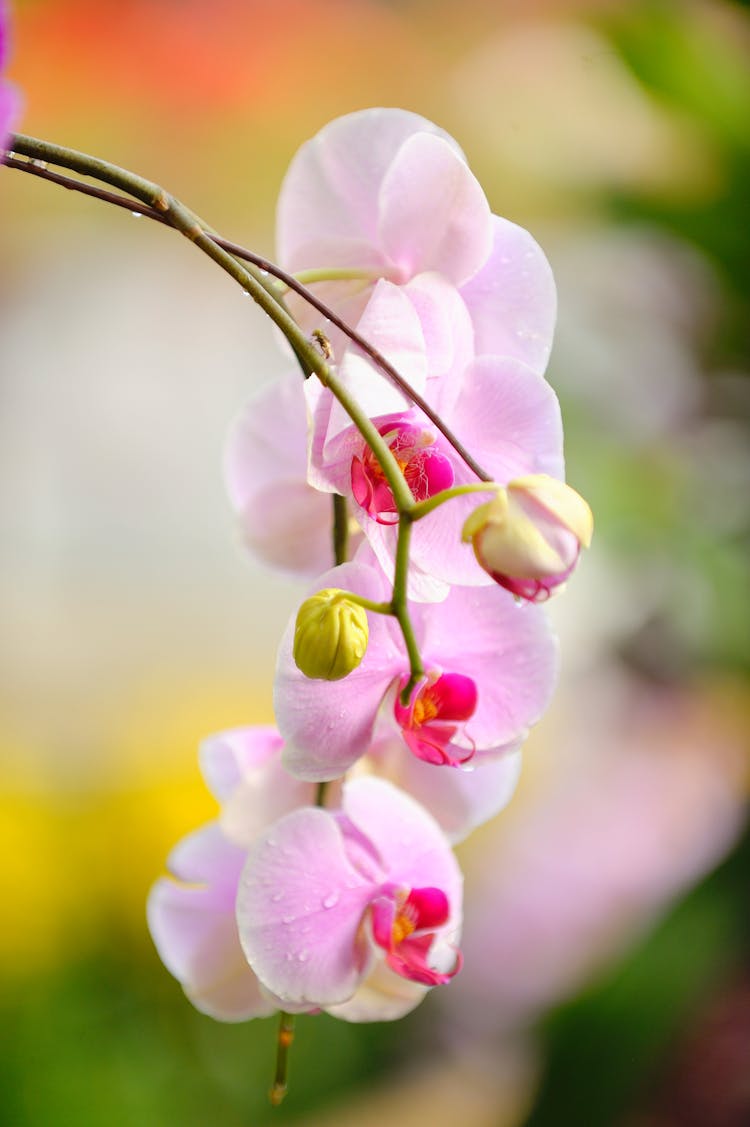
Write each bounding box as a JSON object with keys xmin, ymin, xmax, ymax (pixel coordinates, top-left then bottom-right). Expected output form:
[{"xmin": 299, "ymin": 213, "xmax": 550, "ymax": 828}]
[
  {"xmin": 236, "ymin": 807, "xmax": 375, "ymax": 1008},
  {"xmin": 418, "ymin": 585, "xmax": 559, "ymax": 755},
  {"xmin": 199, "ymin": 726, "xmax": 283, "ymax": 802},
  {"xmin": 340, "ymin": 777, "xmax": 463, "ymax": 914},
  {"xmin": 277, "ymin": 108, "xmax": 460, "ymax": 273},
  {"xmin": 364, "ymin": 735, "xmax": 523, "ymax": 843},
  {"xmin": 147, "ymin": 824, "xmax": 273, "ymax": 1022},
  {"xmin": 460, "ymin": 214, "xmax": 557, "ymax": 373},
  {"xmin": 224, "ymin": 373, "xmax": 332, "ymax": 576},
  {"xmin": 449, "ymin": 356, "xmax": 565, "ymax": 484},
  {"xmin": 379, "ymin": 133, "xmax": 493, "ymax": 285},
  {"xmin": 325, "ymin": 961, "xmax": 427, "ymax": 1023}
]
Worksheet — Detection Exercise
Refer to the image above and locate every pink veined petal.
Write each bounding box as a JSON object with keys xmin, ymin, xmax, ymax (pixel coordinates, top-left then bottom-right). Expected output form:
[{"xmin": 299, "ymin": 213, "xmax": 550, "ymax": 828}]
[
  {"xmin": 199, "ymin": 726, "xmax": 283, "ymax": 802},
  {"xmin": 417, "ymin": 584, "xmax": 559, "ymax": 755},
  {"xmin": 403, "ymin": 272, "xmax": 476, "ymax": 391},
  {"xmin": 147, "ymin": 824, "xmax": 274, "ymax": 1022},
  {"xmin": 277, "ymin": 108, "xmax": 461, "ymax": 273},
  {"xmin": 363, "ymin": 735, "xmax": 524, "ymax": 843},
  {"xmin": 236, "ymin": 807, "xmax": 376, "ymax": 1008},
  {"xmin": 339, "ymin": 777, "xmax": 463, "ymax": 916},
  {"xmin": 378, "ymin": 132, "xmax": 493, "ymax": 285},
  {"xmin": 321, "ymin": 279, "xmax": 428, "ymax": 449},
  {"xmin": 275, "ymin": 561, "xmax": 403, "ymax": 781},
  {"xmin": 449, "ymin": 356, "xmax": 565, "ymax": 485},
  {"xmin": 225, "ymin": 373, "xmax": 333, "ymax": 576},
  {"xmin": 460, "ymin": 214, "xmax": 557, "ymax": 374}
]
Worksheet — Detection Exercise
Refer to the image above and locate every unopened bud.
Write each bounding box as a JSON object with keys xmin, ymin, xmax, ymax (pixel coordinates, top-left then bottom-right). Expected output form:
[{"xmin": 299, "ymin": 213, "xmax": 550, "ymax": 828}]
[
  {"xmin": 293, "ymin": 588, "xmax": 369, "ymax": 680},
  {"xmin": 462, "ymin": 475, "xmax": 593, "ymax": 602}
]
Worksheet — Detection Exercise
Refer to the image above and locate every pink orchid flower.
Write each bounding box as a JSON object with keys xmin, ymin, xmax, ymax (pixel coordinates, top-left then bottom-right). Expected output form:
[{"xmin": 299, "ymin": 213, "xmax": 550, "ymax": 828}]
[
  {"xmin": 277, "ymin": 108, "xmax": 556, "ymax": 376},
  {"xmin": 147, "ymin": 726, "xmax": 316, "ymax": 1021},
  {"xmin": 275, "ymin": 554, "xmax": 558, "ymax": 781},
  {"xmin": 237, "ymin": 777, "xmax": 462, "ymax": 1018}
]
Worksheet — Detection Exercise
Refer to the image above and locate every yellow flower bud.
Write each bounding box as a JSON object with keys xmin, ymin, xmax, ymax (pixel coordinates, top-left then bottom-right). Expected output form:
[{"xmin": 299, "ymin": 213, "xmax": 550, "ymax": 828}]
[
  {"xmin": 293, "ymin": 588, "xmax": 369, "ymax": 680},
  {"xmin": 462, "ymin": 475, "xmax": 593, "ymax": 602}
]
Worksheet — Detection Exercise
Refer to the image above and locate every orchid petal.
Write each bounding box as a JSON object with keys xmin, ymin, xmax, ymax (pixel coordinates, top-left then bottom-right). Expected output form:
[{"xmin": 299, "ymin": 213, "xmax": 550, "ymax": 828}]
[
  {"xmin": 237, "ymin": 807, "xmax": 375, "ymax": 1007},
  {"xmin": 379, "ymin": 133, "xmax": 493, "ymax": 285},
  {"xmin": 277, "ymin": 108, "xmax": 460, "ymax": 273},
  {"xmin": 147, "ymin": 824, "xmax": 273, "ymax": 1022},
  {"xmin": 460, "ymin": 214, "xmax": 557, "ymax": 373}
]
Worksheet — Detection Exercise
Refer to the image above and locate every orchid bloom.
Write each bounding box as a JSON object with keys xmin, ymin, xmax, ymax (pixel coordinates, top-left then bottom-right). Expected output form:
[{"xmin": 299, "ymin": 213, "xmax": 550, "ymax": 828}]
[
  {"xmin": 237, "ymin": 777, "xmax": 462, "ymax": 1019},
  {"xmin": 277, "ymin": 108, "xmax": 556, "ymax": 376},
  {"xmin": 275, "ymin": 554, "xmax": 558, "ymax": 781}
]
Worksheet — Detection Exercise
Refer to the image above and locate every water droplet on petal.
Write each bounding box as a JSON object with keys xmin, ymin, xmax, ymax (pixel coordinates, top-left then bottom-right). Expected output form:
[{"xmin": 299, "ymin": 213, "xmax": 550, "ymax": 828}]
[
  {"xmin": 297, "ymin": 951, "xmax": 308, "ymax": 963},
  {"xmin": 322, "ymin": 892, "xmax": 340, "ymax": 909}
]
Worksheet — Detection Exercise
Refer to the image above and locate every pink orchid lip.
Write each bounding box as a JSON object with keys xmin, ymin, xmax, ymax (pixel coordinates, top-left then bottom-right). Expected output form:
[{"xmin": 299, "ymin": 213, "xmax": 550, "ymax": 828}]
[
  {"xmin": 370, "ymin": 884, "xmax": 461, "ymax": 987},
  {"xmin": 351, "ymin": 422, "xmax": 454, "ymax": 525},
  {"xmin": 394, "ymin": 672, "xmax": 478, "ymax": 767}
]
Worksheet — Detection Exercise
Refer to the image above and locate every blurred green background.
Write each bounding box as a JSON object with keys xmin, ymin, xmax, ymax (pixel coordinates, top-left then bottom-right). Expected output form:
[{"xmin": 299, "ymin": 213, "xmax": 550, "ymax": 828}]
[{"xmin": 1, "ymin": 1, "xmax": 748, "ymax": 1124}]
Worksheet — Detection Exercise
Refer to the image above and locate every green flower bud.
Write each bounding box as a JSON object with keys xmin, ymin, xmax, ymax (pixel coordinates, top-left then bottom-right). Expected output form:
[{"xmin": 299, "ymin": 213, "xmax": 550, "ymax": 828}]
[{"xmin": 293, "ymin": 588, "xmax": 369, "ymax": 681}]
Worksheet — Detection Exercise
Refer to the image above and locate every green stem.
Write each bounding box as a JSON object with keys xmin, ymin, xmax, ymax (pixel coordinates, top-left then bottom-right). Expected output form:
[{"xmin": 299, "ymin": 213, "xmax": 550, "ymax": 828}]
[
  {"xmin": 332, "ymin": 494, "xmax": 349, "ymax": 567},
  {"xmin": 391, "ymin": 514, "xmax": 424, "ymax": 703},
  {"xmin": 293, "ymin": 266, "xmax": 377, "ymax": 286},
  {"xmin": 411, "ymin": 482, "xmax": 500, "ymax": 522},
  {"xmin": 5, "ymin": 143, "xmax": 490, "ymax": 483},
  {"xmin": 269, "ymin": 1011, "xmax": 295, "ymax": 1106},
  {"xmin": 338, "ymin": 592, "xmax": 392, "ymax": 616},
  {"xmin": 7, "ymin": 134, "xmax": 426, "ymax": 693}
]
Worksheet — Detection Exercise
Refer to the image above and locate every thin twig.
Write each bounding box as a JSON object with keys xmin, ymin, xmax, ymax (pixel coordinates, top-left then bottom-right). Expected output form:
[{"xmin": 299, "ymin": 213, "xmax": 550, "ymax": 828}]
[{"xmin": 4, "ymin": 149, "xmax": 490, "ymax": 481}]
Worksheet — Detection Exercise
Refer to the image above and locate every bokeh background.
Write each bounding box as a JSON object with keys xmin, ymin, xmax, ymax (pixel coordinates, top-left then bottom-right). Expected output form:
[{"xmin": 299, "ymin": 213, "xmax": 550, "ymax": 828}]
[{"xmin": 1, "ymin": 1, "xmax": 748, "ymax": 1124}]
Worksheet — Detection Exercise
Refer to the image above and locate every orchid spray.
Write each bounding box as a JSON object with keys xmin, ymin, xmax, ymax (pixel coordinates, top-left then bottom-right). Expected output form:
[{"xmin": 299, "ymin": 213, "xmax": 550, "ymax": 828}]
[{"xmin": 3, "ymin": 28, "xmax": 592, "ymax": 1101}]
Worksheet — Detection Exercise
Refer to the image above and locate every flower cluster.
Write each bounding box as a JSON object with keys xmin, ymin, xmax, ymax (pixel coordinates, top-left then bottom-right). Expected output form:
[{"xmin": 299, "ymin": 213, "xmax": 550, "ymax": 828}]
[{"xmin": 149, "ymin": 110, "xmax": 591, "ymax": 1033}]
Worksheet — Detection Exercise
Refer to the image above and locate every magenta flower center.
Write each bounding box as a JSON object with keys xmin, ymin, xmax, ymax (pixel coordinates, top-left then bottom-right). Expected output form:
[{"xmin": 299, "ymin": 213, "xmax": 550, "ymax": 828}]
[
  {"xmin": 370, "ymin": 884, "xmax": 461, "ymax": 987},
  {"xmin": 394, "ymin": 672, "xmax": 478, "ymax": 767},
  {"xmin": 351, "ymin": 422, "xmax": 454, "ymax": 524}
]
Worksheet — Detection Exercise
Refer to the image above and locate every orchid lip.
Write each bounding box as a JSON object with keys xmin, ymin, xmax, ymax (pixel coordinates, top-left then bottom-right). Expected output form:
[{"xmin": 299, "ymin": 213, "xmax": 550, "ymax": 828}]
[
  {"xmin": 351, "ymin": 422, "xmax": 454, "ymax": 524},
  {"xmin": 394, "ymin": 672, "xmax": 478, "ymax": 767}
]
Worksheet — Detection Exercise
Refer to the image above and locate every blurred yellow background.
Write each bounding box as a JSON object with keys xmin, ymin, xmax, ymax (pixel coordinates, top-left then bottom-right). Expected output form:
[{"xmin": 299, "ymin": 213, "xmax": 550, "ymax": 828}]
[{"xmin": 1, "ymin": 2, "xmax": 748, "ymax": 1125}]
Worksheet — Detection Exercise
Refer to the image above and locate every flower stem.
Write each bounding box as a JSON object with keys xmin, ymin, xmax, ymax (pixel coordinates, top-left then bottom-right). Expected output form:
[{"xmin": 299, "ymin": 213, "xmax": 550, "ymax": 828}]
[
  {"xmin": 391, "ymin": 514, "xmax": 424, "ymax": 703},
  {"xmin": 269, "ymin": 1011, "xmax": 295, "ymax": 1106},
  {"xmin": 4, "ymin": 142, "xmax": 490, "ymax": 481},
  {"xmin": 5, "ymin": 134, "xmax": 426, "ymax": 693},
  {"xmin": 332, "ymin": 494, "xmax": 349, "ymax": 567},
  {"xmin": 410, "ymin": 482, "xmax": 500, "ymax": 522}
]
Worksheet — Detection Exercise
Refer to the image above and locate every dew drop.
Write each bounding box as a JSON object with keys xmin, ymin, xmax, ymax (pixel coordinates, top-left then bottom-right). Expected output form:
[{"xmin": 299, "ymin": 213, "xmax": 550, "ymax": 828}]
[
  {"xmin": 130, "ymin": 210, "xmax": 143, "ymax": 219},
  {"xmin": 322, "ymin": 892, "xmax": 340, "ymax": 909},
  {"xmin": 271, "ymin": 891, "xmax": 283, "ymax": 902},
  {"xmin": 297, "ymin": 951, "xmax": 308, "ymax": 963}
]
